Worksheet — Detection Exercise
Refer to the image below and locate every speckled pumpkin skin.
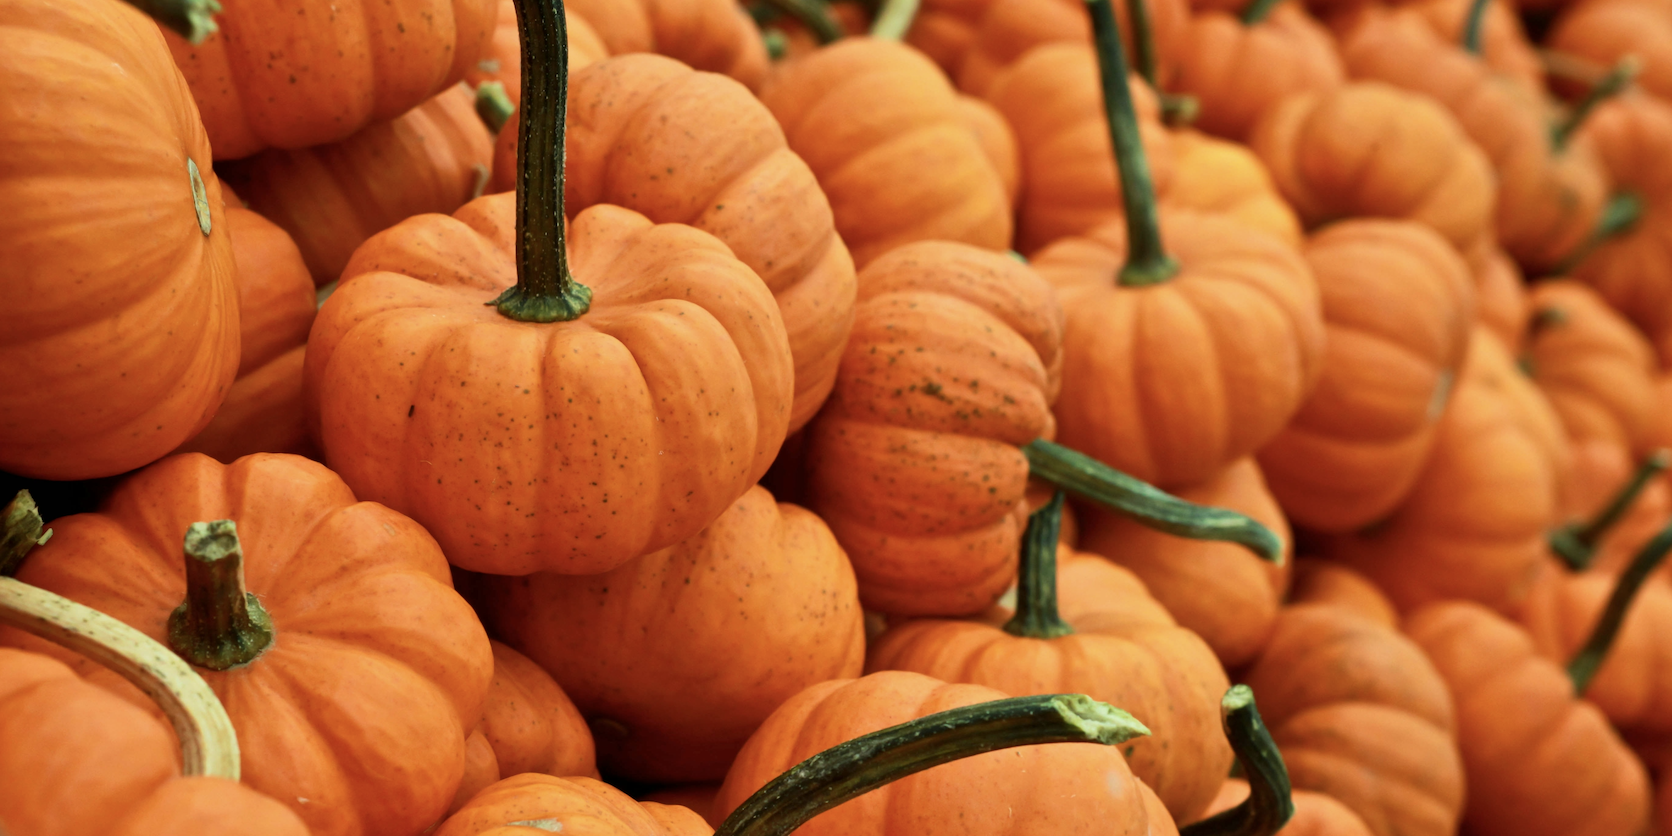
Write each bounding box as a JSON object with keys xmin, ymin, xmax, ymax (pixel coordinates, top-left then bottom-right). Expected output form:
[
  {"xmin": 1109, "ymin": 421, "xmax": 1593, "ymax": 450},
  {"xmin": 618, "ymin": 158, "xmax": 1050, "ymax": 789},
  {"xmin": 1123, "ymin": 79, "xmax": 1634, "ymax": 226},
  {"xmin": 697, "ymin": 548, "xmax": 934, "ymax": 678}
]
[{"xmin": 306, "ymin": 195, "xmax": 794, "ymax": 576}]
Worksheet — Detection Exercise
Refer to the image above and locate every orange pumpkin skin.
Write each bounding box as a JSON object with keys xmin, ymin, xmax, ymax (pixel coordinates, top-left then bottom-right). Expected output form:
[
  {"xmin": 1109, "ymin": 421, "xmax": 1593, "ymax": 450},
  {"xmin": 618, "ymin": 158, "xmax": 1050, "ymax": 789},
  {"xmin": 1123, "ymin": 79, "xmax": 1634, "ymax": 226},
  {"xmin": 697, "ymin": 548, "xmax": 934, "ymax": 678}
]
[
  {"xmin": 984, "ymin": 45, "xmax": 1175, "ymax": 254},
  {"xmin": 759, "ymin": 40, "xmax": 1013, "ymax": 268},
  {"xmin": 0, "ymin": 453, "xmax": 495, "ymax": 836},
  {"xmin": 162, "ymin": 0, "xmax": 496, "ymax": 159},
  {"xmin": 800, "ymin": 242, "xmax": 1062, "ymax": 616},
  {"xmin": 1286, "ymin": 559, "xmax": 1401, "ymax": 629},
  {"xmin": 1548, "ymin": 0, "xmax": 1672, "ymax": 102},
  {"xmin": 564, "ymin": 0, "xmax": 768, "ymax": 90},
  {"xmin": 480, "ymin": 640, "xmax": 598, "ymax": 779},
  {"xmin": 0, "ymin": 0, "xmax": 240, "ymax": 481},
  {"xmin": 175, "ymin": 202, "xmax": 317, "ymax": 463},
  {"xmin": 954, "ymin": 0, "xmax": 1190, "ymax": 97},
  {"xmin": 462, "ymin": 0, "xmax": 612, "ymax": 103},
  {"xmin": 1571, "ymin": 93, "xmax": 1672, "ymax": 341},
  {"xmin": 0, "ymin": 648, "xmax": 309, "ymax": 836},
  {"xmin": 1239, "ymin": 604, "xmax": 1464, "ymax": 836},
  {"xmin": 307, "ymin": 196, "xmax": 793, "ymax": 576},
  {"xmin": 1524, "ymin": 281, "xmax": 1657, "ymax": 453},
  {"xmin": 437, "ymin": 774, "xmax": 710, "ymax": 836},
  {"xmin": 867, "ymin": 551, "xmax": 1233, "ymax": 822},
  {"xmin": 1404, "ymin": 602, "xmax": 1651, "ymax": 836},
  {"xmin": 1164, "ymin": 4, "xmax": 1346, "ymax": 143},
  {"xmin": 1249, "ymin": 81, "xmax": 1497, "ymax": 252},
  {"xmin": 1204, "ymin": 779, "xmax": 1375, "ymax": 836},
  {"xmin": 490, "ymin": 55, "xmax": 855, "ymax": 433},
  {"xmin": 1077, "ymin": 458, "xmax": 1293, "ymax": 669},
  {"xmin": 710, "ymin": 671, "xmax": 1183, "ymax": 836},
  {"xmin": 905, "ymin": 0, "xmax": 990, "ymax": 73},
  {"xmin": 219, "ymin": 83, "xmax": 494, "ymax": 286},
  {"xmin": 477, "ymin": 485, "xmax": 865, "ymax": 783},
  {"xmin": 957, "ymin": 95, "xmax": 1023, "ymax": 204},
  {"xmin": 1257, "ymin": 220, "xmax": 1475, "ymax": 532},
  {"xmin": 1160, "ymin": 130, "xmax": 1304, "ymax": 248},
  {"xmin": 1032, "ymin": 208, "xmax": 1325, "ymax": 488},
  {"xmin": 1467, "ymin": 239, "xmax": 1529, "ymax": 349},
  {"xmin": 1384, "ymin": 0, "xmax": 1546, "ymax": 93}
]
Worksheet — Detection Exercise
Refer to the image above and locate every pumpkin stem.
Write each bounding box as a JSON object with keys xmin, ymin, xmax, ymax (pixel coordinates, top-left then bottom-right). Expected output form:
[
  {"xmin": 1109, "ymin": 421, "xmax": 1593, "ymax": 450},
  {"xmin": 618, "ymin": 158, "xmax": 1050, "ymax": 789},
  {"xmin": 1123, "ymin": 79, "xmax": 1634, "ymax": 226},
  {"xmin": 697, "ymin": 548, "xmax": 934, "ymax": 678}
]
[
  {"xmin": 475, "ymin": 82, "xmax": 517, "ymax": 134},
  {"xmin": 1240, "ymin": 0, "xmax": 1285, "ymax": 25},
  {"xmin": 1180, "ymin": 686, "xmax": 1295, "ymax": 836},
  {"xmin": 1556, "ymin": 190, "xmax": 1646, "ymax": 274},
  {"xmin": 492, "ymin": 0, "xmax": 594, "ymax": 323},
  {"xmin": 1552, "ymin": 56, "xmax": 1640, "ymax": 151},
  {"xmin": 1, "ymin": 491, "xmax": 51, "ymax": 578},
  {"xmin": 1550, "ymin": 450, "xmax": 1670, "ymax": 571},
  {"xmin": 870, "ymin": 0, "xmax": 921, "ymax": 39},
  {"xmin": 1022, "ymin": 439, "xmax": 1285, "ymax": 563},
  {"xmin": 1003, "ymin": 493, "xmax": 1077, "ymax": 639},
  {"xmin": 1086, "ymin": 0, "xmax": 1178, "ymax": 286},
  {"xmin": 167, "ymin": 520, "xmax": 275, "ymax": 672},
  {"xmin": 1460, "ymin": 0, "xmax": 1490, "ymax": 54},
  {"xmin": 122, "ymin": 0, "xmax": 221, "ymax": 44},
  {"xmin": 713, "ymin": 693, "xmax": 1150, "ymax": 836},
  {"xmin": 1569, "ymin": 515, "xmax": 1672, "ymax": 693},
  {"xmin": 755, "ymin": 0, "xmax": 846, "ymax": 43}
]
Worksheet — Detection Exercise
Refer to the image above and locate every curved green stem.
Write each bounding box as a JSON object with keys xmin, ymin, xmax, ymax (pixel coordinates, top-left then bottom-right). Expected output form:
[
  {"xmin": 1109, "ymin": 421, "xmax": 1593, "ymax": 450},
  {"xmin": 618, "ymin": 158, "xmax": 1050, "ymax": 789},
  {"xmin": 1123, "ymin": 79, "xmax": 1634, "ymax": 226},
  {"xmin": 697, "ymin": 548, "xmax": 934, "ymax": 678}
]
[
  {"xmin": 1003, "ymin": 493, "xmax": 1075, "ymax": 639},
  {"xmin": 1240, "ymin": 0, "xmax": 1286, "ymax": 25},
  {"xmin": 1570, "ymin": 517, "xmax": 1672, "ymax": 694},
  {"xmin": 475, "ymin": 82, "xmax": 517, "ymax": 134},
  {"xmin": 756, "ymin": 0, "xmax": 846, "ymax": 43},
  {"xmin": 123, "ymin": 0, "xmax": 221, "ymax": 44},
  {"xmin": 167, "ymin": 521, "xmax": 274, "ymax": 671},
  {"xmin": 492, "ymin": 0, "xmax": 593, "ymax": 322},
  {"xmin": 1, "ymin": 491, "xmax": 51, "ymax": 578},
  {"xmin": 713, "ymin": 694, "xmax": 1150, "ymax": 836},
  {"xmin": 1086, "ymin": 0, "xmax": 1178, "ymax": 286},
  {"xmin": 1023, "ymin": 439, "xmax": 1284, "ymax": 563},
  {"xmin": 870, "ymin": 0, "xmax": 921, "ymax": 39},
  {"xmin": 1552, "ymin": 57, "xmax": 1641, "ymax": 151},
  {"xmin": 1181, "ymin": 686, "xmax": 1294, "ymax": 836},
  {"xmin": 1550, "ymin": 450, "xmax": 1671, "ymax": 570},
  {"xmin": 1460, "ymin": 0, "xmax": 1490, "ymax": 54},
  {"xmin": 1556, "ymin": 191, "xmax": 1646, "ymax": 274}
]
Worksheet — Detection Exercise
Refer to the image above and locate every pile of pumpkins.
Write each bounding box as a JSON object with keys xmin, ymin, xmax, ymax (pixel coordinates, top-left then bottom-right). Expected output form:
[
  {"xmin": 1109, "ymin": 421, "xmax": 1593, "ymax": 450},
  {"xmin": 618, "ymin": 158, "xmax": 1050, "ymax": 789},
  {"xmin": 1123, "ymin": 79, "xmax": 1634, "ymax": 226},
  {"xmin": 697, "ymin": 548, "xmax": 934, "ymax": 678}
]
[{"xmin": 5, "ymin": 0, "xmax": 1672, "ymax": 833}]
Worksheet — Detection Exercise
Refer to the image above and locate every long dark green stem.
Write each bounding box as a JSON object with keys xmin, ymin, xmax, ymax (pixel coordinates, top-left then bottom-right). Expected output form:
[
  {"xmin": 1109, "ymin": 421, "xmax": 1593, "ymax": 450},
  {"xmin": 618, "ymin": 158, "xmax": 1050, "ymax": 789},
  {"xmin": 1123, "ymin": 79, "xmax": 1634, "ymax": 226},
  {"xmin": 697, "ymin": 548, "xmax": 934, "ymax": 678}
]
[
  {"xmin": 1556, "ymin": 191, "xmax": 1646, "ymax": 274},
  {"xmin": 1550, "ymin": 450, "xmax": 1671, "ymax": 570},
  {"xmin": 1086, "ymin": 0, "xmax": 1178, "ymax": 286},
  {"xmin": 1552, "ymin": 57, "xmax": 1641, "ymax": 151},
  {"xmin": 492, "ymin": 0, "xmax": 593, "ymax": 322},
  {"xmin": 1126, "ymin": 0, "xmax": 1159, "ymax": 91},
  {"xmin": 1460, "ymin": 0, "xmax": 1490, "ymax": 54},
  {"xmin": 1181, "ymin": 687, "xmax": 1294, "ymax": 836},
  {"xmin": 475, "ymin": 82, "xmax": 517, "ymax": 134},
  {"xmin": 870, "ymin": 0, "xmax": 921, "ymax": 39},
  {"xmin": 1003, "ymin": 493, "xmax": 1075, "ymax": 639},
  {"xmin": 1570, "ymin": 518, "xmax": 1672, "ymax": 694},
  {"xmin": 123, "ymin": 0, "xmax": 221, "ymax": 44},
  {"xmin": 1240, "ymin": 0, "xmax": 1285, "ymax": 25},
  {"xmin": 166, "ymin": 521, "xmax": 274, "ymax": 671},
  {"xmin": 713, "ymin": 694, "xmax": 1150, "ymax": 836},
  {"xmin": 756, "ymin": 0, "xmax": 845, "ymax": 43},
  {"xmin": 1, "ymin": 491, "xmax": 51, "ymax": 578},
  {"xmin": 1023, "ymin": 439, "xmax": 1284, "ymax": 563}
]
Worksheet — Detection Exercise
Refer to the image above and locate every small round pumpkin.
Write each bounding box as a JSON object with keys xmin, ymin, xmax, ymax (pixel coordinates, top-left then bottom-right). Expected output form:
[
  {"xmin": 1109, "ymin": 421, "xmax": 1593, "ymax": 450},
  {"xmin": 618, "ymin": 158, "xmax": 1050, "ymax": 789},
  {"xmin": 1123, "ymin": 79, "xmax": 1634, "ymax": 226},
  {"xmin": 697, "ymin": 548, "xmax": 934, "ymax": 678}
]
[
  {"xmin": 1466, "ymin": 239, "xmax": 1529, "ymax": 349},
  {"xmin": 1381, "ymin": 0, "xmax": 1546, "ymax": 93},
  {"xmin": 1570, "ymin": 92, "xmax": 1672, "ymax": 343},
  {"xmin": 1285, "ymin": 559, "xmax": 1401, "ymax": 629},
  {"xmin": 564, "ymin": 0, "xmax": 768, "ymax": 89},
  {"xmin": 1159, "ymin": 129, "xmax": 1304, "ymax": 248},
  {"xmin": 1522, "ymin": 280, "xmax": 1657, "ymax": 454},
  {"xmin": 954, "ymin": 0, "xmax": 1190, "ymax": 96},
  {"xmin": 1548, "ymin": 0, "xmax": 1672, "ymax": 101}
]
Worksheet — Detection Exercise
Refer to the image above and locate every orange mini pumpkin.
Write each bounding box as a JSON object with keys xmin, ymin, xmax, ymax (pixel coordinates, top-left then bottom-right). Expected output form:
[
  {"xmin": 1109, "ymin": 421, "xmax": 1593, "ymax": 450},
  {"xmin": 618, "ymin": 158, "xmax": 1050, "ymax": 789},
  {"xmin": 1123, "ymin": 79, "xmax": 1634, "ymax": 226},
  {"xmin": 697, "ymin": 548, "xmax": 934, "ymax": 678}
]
[
  {"xmin": 954, "ymin": 0, "xmax": 1190, "ymax": 96},
  {"xmin": 1285, "ymin": 558, "xmax": 1401, "ymax": 628},
  {"xmin": 1257, "ymin": 220, "xmax": 1475, "ymax": 532},
  {"xmin": 1548, "ymin": 0, "xmax": 1672, "ymax": 101},
  {"xmin": 564, "ymin": 0, "xmax": 768, "ymax": 89},
  {"xmin": 1160, "ymin": 129, "xmax": 1304, "ymax": 248},
  {"xmin": 799, "ymin": 242, "xmax": 1063, "ymax": 616},
  {"xmin": 1570, "ymin": 92, "xmax": 1672, "ymax": 343},
  {"xmin": 1467, "ymin": 239, "xmax": 1529, "ymax": 348},
  {"xmin": 0, "ymin": 0, "xmax": 240, "ymax": 482},
  {"xmin": 1522, "ymin": 281, "xmax": 1657, "ymax": 454}
]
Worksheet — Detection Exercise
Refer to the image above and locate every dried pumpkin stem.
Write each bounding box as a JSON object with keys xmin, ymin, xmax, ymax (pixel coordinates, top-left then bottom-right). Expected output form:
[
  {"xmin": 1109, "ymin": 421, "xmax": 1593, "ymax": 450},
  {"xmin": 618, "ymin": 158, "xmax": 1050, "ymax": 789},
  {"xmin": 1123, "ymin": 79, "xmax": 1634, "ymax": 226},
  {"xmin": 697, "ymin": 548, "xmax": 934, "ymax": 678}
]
[
  {"xmin": 493, "ymin": 0, "xmax": 594, "ymax": 323},
  {"xmin": 1, "ymin": 491, "xmax": 51, "ymax": 578},
  {"xmin": 1086, "ymin": 0, "xmax": 1178, "ymax": 286},
  {"xmin": 475, "ymin": 81, "xmax": 517, "ymax": 134},
  {"xmin": 1181, "ymin": 686, "xmax": 1294, "ymax": 836},
  {"xmin": 1460, "ymin": 0, "xmax": 1489, "ymax": 54},
  {"xmin": 1023, "ymin": 439, "xmax": 1285, "ymax": 563},
  {"xmin": 1552, "ymin": 57, "xmax": 1641, "ymax": 151},
  {"xmin": 756, "ymin": 0, "xmax": 846, "ymax": 43},
  {"xmin": 714, "ymin": 693, "xmax": 1150, "ymax": 836},
  {"xmin": 1569, "ymin": 516, "xmax": 1672, "ymax": 694},
  {"xmin": 167, "ymin": 520, "xmax": 274, "ymax": 671},
  {"xmin": 1003, "ymin": 493, "xmax": 1076, "ymax": 639},
  {"xmin": 122, "ymin": 0, "xmax": 221, "ymax": 44},
  {"xmin": 1240, "ymin": 0, "xmax": 1286, "ymax": 25},
  {"xmin": 870, "ymin": 0, "xmax": 922, "ymax": 39},
  {"xmin": 1550, "ymin": 450, "xmax": 1671, "ymax": 570}
]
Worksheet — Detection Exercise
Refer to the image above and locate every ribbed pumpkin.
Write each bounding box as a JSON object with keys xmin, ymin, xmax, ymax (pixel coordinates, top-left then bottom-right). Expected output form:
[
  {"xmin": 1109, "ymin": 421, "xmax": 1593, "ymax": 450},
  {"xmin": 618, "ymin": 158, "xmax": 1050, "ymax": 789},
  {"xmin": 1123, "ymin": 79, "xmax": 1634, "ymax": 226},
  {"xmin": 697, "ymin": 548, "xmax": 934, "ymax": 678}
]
[
  {"xmin": 1548, "ymin": 0, "xmax": 1672, "ymax": 101},
  {"xmin": 1160, "ymin": 129, "xmax": 1304, "ymax": 248},
  {"xmin": 1249, "ymin": 81, "xmax": 1497, "ymax": 252},
  {"xmin": 174, "ymin": 198, "xmax": 317, "ymax": 464},
  {"xmin": 0, "ymin": 453, "xmax": 496, "ymax": 836},
  {"xmin": 1163, "ymin": 1, "xmax": 1345, "ymax": 143},
  {"xmin": 953, "ymin": 0, "xmax": 1190, "ymax": 96},
  {"xmin": 757, "ymin": 39, "xmax": 1013, "ymax": 268},
  {"xmin": 1076, "ymin": 458, "xmax": 1292, "ymax": 669},
  {"xmin": 1404, "ymin": 602, "xmax": 1650, "ymax": 836},
  {"xmin": 957, "ymin": 95, "xmax": 1023, "ymax": 203},
  {"xmin": 0, "ymin": 0, "xmax": 240, "ymax": 482},
  {"xmin": 162, "ymin": 0, "xmax": 496, "ymax": 159},
  {"xmin": 1381, "ymin": 0, "xmax": 1545, "ymax": 93},
  {"xmin": 903, "ymin": 0, "xmax": 989, "ymax": 73},
  {"xmin": 463, "ymin": 0, "xmax": 611, "ymax": 102},
  {"xmin": 488, "ymin": 54, "xmax": 855, "ymax": 433},
  {"xmin": 217, "ymin": 83, "xmax": 494, "ymax": 286},
  {"xmin": 1239, "ymin": 603, "xmax": 1465, "ymax": 836},
  {"xmin": 564, "ymin": 0, "xmax": 768, "ymax": 89},
  {"xmin": 1466, "ymin": 239, "xmax": 1529, "ymax": 349},
  {"xmin": 1317, "ymin": 328, "xmax": 1569, "ymax": 613},
  {"xmin": 798, "ymin": 242, "xmax": 1062, "ymax": 616},
  {"xmin": 1205, "ymin": 779, "xmax": 1375, "ymax": 836},
  {"xmin": 868, "ymin": 498, "xmax": 1233, "ymax": 822},
  {"xmin": 476, "ymin": 485, "xmax": 865, "ymax": 783},
  {"xmin": 440, "ymin": 775, "xmax": 711, "ymax": 836},
  {"xmin": 1569, "ymin": 92, "xmax": 1672, "ymax": 342},
  {"xmin": 1257, "ymin": 220, "xmax": 1475, "ymax": 532},
  {"xmin": 1522, "ymin": 280, "xmax": 1657, "ymax": 454}
]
